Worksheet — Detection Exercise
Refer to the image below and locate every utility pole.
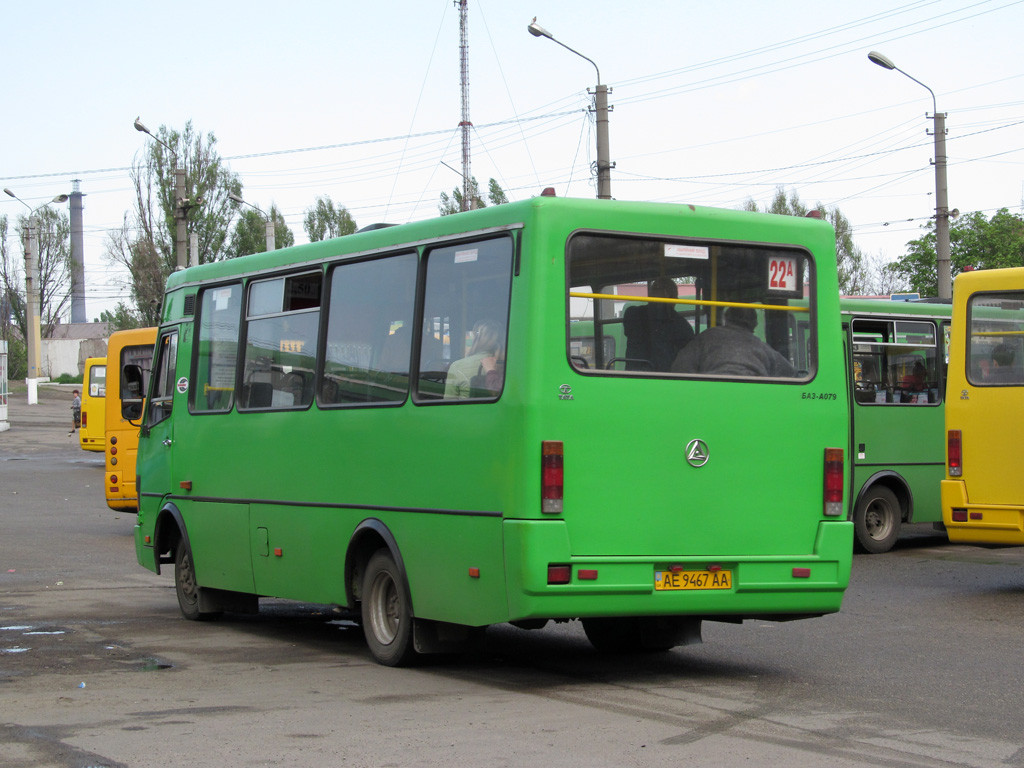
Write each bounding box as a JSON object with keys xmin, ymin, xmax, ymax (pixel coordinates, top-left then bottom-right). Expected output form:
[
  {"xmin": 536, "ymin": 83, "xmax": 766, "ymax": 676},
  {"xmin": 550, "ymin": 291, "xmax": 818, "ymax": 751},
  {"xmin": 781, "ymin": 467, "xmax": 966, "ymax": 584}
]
[
  {"xmin": 134, "ymin": 118, "xmax": 188, "ymax": 270},
  {"xmin": 528, "ymin": 20, "xmax": 612, "ymax": 200},
  {"xmin": 4, "ymin": 188, "xmax": 68, "ymax": 404},
  {"xmin": 457, "ymin": 0, "xmax": 473, "ymax": 211},
  {"xmin": 69, "ymin": 180, "xmax": 87, "ymax": 322},
  {"xmin": 22, "ymin": 219, "xmax": 43, "ymax": 404}
]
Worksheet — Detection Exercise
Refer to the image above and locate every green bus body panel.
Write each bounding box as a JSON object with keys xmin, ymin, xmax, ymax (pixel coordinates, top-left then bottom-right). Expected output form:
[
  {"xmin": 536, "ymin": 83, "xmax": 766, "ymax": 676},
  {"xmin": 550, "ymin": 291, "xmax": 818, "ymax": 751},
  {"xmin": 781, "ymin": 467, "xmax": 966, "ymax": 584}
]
[{"xmin": 135, "ymin": 197, "xmax": 852, "ymax": 627}]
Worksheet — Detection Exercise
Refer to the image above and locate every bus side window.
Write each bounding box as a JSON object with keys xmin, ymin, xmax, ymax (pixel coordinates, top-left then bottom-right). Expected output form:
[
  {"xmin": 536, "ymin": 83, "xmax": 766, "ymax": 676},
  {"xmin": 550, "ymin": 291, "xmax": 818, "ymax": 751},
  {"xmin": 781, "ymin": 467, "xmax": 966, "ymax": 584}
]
[
  {"xmin": 192, "ymin": 284, "xmax": 242, "ymax": 414},
  {"xmin": 416, "ymin": 236, "xmax": 513, "ymax": 402},
  {"xmin": 321, "ymin": 252, "xmax": 417, "ymax": 406},
  {"xmin": 147, "ymin": 332, "xmax": 178, "ymax": 426}
]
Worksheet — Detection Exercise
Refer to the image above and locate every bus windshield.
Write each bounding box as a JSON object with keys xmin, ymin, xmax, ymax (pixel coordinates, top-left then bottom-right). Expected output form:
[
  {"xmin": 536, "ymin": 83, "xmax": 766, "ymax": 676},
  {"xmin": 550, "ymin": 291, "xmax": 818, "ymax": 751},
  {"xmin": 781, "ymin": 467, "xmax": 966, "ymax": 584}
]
[{"xmin": 567, "ymin": 234, "xmax": 811, "ymax": 379}]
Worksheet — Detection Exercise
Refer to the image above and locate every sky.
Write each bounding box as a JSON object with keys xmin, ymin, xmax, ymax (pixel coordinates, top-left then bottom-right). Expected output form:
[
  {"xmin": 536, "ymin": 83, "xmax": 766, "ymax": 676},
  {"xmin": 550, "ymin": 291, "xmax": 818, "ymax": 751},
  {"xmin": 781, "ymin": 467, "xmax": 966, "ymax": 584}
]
[{"xmin": 2, "ymin": 0, "xmax": 1023, "ymax": 320}]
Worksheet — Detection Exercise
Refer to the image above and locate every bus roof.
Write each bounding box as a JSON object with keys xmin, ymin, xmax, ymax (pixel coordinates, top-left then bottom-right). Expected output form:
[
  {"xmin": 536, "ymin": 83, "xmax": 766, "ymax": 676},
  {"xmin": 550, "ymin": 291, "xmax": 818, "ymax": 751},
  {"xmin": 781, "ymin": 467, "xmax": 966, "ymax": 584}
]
[{"xmin": 163, "ymin": 196, "xmax": 838, "ymax": 293}]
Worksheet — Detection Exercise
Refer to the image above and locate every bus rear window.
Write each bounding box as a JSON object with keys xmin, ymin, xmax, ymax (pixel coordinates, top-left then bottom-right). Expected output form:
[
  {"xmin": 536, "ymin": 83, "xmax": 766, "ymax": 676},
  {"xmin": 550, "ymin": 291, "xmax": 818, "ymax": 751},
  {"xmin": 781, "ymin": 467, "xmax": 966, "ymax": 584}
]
[
  {"xmin": 567, "ymin": 234, "xmax": 812, "ymax": 380},
  {"xmin": 967, "ymin": 291, "xmax": 1024, "ymax": 386}
]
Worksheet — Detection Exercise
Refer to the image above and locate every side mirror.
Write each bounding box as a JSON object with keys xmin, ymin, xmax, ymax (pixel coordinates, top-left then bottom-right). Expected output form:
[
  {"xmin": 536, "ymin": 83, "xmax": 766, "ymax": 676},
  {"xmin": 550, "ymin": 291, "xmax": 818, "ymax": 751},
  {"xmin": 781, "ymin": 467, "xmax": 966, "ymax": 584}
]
[{"xmin": 122, "ymin": 364, "xmax": 145, "ymax": 420}]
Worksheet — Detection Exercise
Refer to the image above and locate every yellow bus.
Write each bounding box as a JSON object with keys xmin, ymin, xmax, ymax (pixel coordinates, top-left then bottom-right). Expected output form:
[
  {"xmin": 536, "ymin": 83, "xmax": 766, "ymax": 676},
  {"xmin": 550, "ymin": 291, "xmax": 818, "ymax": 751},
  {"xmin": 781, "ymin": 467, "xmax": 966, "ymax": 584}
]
[
  {"xmin": 943, "ymin": 267, "xmax": 1024, "ymax": 545},
  {"xmin": 79, "ymin": 357, "xmax": 107, "ymax": 452},
  {"xmin": 105, "ymin": 327, "xmax": 156, "ymax": 512}
]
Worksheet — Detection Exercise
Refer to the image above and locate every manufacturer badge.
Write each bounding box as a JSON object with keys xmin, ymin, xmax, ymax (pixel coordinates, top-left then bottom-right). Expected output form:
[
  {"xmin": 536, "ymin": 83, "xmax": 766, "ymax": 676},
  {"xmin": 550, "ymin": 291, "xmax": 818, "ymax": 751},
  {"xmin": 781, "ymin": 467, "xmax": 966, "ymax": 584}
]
[
  {"xmin": 685, "ymin": 438, "xmax": 709, "ymax": 467},
  {"xmin": 176, "ymin": 377, "xmax": 189, "ymax": 395}
]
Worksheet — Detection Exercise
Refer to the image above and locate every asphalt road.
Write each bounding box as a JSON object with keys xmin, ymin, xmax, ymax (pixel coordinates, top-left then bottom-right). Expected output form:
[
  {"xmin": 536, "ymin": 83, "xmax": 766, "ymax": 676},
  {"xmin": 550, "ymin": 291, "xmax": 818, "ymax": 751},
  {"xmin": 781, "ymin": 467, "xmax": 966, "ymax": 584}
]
[{"xmin": 2, "ymin": 386, "xmax": 1023, "ymax": 767}]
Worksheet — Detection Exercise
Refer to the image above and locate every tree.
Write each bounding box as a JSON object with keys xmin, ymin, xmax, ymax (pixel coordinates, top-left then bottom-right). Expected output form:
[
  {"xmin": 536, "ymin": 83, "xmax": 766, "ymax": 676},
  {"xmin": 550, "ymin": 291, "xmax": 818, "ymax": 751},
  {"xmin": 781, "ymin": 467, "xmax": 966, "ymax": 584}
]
[
  {"xmin": 99, "ymin": 302, "xmax": 144, "ymax": 333},
  {"xmin": 1, "ymin": 207, "xmax": 74, "ymax": 342},
  {"xmin": 228, "ymin": 204, "xmax": 295, "ymax": 258},
  {"xmin": 303, "ymin": 196, "xmax": 357, "ymax": 242},
  {"xmin": 891, "ymin": 209, "xmax": 1024, "ymax": 296},
  {"xmin": 439, "ymin": 177, "xmax": 508, "ymax": 215},
  {"xmin": 745, "ymin": 187, "xmax": 870, "ymax": 295},
  {"xmin": 106, "ymin": 121, "xmax": 241, "ymax": 323}
]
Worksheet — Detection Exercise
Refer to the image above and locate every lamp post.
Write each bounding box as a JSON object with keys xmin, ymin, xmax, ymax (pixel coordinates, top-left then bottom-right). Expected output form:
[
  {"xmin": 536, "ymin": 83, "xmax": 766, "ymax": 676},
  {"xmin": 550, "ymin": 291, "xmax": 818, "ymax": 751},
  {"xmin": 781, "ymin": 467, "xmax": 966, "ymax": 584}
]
[
  {"xmin": 3, "ymin": 188, "xmax": 70, "ymax": 405},
  {"xmin": 134, "ymin": 117, "xmax": 189, "ymax": 270},
  {"xmin": 528, "ymin": 19, "xmax": 612, "ymax": 200},
  {"xmin": 229, "ymin": 193, "xmax": 276, "ymax": 252},
  {"xmin": 868, "ymin": 51, "xmax": 951, "ymax": 300}
]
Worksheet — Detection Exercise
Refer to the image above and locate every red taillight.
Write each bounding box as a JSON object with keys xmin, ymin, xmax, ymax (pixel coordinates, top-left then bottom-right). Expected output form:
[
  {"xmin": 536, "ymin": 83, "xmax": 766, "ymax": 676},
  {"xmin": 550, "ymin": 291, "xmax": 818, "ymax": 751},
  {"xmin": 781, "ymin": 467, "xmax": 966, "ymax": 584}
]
[
  {"xmin": 947, "ymin": 430, "xmax": 962, "ymax": 477},
  {"xmin": 952, "ymin": 508, "xmax": 968, "ymax": 522},
  {"xmin": 547, "ymin": 564, "xmax": 571, "ymax": 584},
  {"xmin": 824, "ymin": 447, "xmax": 843, "ymax": 517},
  {"xmin": 542, "ymin": 441, "xmax": 563, "ymax": 514},
  {"xmin": 110, "ymin": 446, "xmax": 117, "ymax": 456},
  {"xmin": 81, "ymin": 412, "xmax": 87, "ymax": 427}
]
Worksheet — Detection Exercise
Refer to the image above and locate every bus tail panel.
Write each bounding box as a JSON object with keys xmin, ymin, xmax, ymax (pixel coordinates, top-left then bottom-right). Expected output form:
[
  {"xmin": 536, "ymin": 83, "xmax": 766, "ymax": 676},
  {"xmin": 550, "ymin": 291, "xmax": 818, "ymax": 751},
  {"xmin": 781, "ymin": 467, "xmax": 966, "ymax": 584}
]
[{"xmin": 502, "ymin": 519, "xmax": 851, "ymax": 621}]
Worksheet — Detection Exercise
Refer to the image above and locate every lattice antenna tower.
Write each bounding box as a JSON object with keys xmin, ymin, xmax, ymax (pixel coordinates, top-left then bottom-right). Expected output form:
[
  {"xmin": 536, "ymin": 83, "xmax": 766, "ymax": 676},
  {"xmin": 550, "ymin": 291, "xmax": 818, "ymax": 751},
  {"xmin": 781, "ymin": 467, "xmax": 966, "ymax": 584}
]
[{"xmin": 457, "ymin": 0, "xmax": 472, "ymax": 211}]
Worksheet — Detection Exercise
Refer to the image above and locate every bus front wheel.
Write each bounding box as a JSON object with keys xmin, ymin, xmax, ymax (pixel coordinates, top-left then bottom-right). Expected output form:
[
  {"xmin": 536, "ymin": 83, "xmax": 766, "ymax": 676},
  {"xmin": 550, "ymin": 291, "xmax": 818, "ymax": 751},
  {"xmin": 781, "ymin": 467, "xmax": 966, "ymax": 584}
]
[
  {"xmin": 174, "ymin": 546, "xmax": 221, "ymax": 622},
  {"xmin": 854, "ymin": 486, "xmax": 902, "ymax": 554},
  {"xmin": 361, "ymin": 550, "xmax": 417, "ymax": 666}
]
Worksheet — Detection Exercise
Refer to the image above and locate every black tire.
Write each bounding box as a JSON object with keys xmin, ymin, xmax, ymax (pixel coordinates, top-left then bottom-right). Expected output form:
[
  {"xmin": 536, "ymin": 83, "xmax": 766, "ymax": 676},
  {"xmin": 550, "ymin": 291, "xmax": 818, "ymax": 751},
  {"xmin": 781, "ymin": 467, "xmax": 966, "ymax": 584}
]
[
  {"xmin": 582, "ymin": 617, "xmax": 645, "ymax": 652},
  {"xmin": 174, "ymin": 545, "xmax": 221, "ymax": 621},
  {"xmin": 854, "ymin": 486, "xmax": 902, "ymax": 554},
  {"xmin": 361, "ymin": 550, "xmax": 417, "ymax": 667}
]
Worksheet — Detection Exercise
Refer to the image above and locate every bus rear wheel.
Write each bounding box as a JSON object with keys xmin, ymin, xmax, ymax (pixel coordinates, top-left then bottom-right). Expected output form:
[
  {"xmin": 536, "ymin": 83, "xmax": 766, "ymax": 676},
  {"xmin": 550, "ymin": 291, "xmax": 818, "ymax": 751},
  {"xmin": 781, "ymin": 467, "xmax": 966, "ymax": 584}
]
[
  {"xmin": 854, "ymin": 486, "xmax": 902, "ymax": 554},
  {"xmin": 361, "ymin": 550, "xmax": 417, "ymax": 667}
]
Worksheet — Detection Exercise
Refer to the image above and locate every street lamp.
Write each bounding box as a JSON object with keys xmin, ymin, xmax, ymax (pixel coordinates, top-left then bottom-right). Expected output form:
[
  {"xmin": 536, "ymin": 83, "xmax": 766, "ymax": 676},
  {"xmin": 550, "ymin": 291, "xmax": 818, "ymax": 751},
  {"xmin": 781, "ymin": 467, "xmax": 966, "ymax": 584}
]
[
  {"xmin": 528, "ymin": 19, "xmax": 612, "ymax": 200},
  {"xmin": 868, "ymin": 51, "xmax": 951, "ymax": 300},
  {"xmin": 134, "ymin": 117, "xmax": 189, "ymax": 270},
  {"xmin": 229, "ymin": 193, "xmax": 276, "ymax": 252},
  {"xmin": 3, "ymin": 188, "xmax": 70, "ymax": 405}
]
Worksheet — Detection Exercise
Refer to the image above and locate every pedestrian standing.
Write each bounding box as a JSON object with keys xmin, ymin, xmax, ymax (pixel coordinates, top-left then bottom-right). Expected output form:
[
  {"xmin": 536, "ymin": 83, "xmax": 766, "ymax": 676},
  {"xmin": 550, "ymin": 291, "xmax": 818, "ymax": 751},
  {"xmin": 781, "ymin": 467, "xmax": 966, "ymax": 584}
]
[{"xmin": 70, "ymin": 389, "xmax": 81, "ymax": 436}]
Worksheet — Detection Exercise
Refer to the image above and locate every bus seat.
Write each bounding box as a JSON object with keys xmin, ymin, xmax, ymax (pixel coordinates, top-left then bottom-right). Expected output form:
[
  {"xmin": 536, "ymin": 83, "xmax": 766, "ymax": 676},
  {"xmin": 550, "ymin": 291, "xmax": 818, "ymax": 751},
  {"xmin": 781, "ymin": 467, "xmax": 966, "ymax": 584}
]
[{"xmin": 248, "ymin": 382, "xmax": 273, "ymax": 408}]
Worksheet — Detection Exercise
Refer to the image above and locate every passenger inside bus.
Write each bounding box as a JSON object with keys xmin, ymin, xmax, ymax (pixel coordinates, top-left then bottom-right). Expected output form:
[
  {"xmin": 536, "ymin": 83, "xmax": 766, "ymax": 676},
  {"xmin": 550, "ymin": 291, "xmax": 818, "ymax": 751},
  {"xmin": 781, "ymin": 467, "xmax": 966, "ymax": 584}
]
[
  {"xmin": 622, "ymin": 277, "xmax": 694, "ymax": 371},
  {"xmin": 986, "ymin": 343, "xmax": 1021, "ymax": 384},
  {"xmin": 444, "ymin": 319, "xmax": 505, "ymax": 398},
  {"xmin": 901, "ymin": 361, "xmax": 928, "ymax": 391},
  {"xmin": 854, "ymin": 359, "xmax": 880, "ymax": 403},
  {"xmin": 671, "ymin": 306, "xmax": 797, "ymax": 378}
]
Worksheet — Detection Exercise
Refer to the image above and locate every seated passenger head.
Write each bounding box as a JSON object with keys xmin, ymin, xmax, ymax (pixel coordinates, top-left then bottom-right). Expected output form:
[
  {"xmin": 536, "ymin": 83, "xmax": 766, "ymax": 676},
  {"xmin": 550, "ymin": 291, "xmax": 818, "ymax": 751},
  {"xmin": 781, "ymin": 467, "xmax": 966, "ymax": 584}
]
[
  {"xmin": 993, "ymin": 343, "xmax": 1015, "ymax": 367},
  {"xmin": 469, "ymin": 319, "xmax": 503, "ymax": 356},
  {"xmin": 649, "ymin": 277, "xmax": 678, "ymax": 300},
  {"xmin": 725, "ymin": 306, "xmax": 757, "ymax": 331}
]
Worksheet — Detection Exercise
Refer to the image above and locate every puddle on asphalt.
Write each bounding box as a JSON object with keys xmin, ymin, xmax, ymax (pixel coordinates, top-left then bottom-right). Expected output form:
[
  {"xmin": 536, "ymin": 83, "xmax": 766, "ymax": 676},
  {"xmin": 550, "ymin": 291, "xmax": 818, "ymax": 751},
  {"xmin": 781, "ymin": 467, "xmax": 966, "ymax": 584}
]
[
  {"xmin": 2, "ymin": 647, "xmax": 30, "ymax": 653},
  {"xmin": 137, "ymin": 657, "xmax": 175, "ymax": 671}
]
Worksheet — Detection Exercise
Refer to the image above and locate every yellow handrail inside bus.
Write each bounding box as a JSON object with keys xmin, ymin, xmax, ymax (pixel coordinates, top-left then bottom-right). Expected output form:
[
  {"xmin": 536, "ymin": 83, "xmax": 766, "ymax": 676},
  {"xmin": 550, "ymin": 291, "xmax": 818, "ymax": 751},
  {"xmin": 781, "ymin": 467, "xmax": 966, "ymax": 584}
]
[{"xmin": 569, "ymin": 292, "xmax": 809, "ymax": 312}]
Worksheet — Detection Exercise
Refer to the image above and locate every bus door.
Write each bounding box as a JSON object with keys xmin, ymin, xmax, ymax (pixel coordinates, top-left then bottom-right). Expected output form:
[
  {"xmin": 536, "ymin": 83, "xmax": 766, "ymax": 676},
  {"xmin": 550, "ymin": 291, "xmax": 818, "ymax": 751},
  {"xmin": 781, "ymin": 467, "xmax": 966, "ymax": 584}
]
[
  {"xmin": 848, "ymin": 317, "xmax": 944, "ymax": 516},
  {"xmin": 140, "ymin": 329, "xmax": 180, "ymax": 518}
]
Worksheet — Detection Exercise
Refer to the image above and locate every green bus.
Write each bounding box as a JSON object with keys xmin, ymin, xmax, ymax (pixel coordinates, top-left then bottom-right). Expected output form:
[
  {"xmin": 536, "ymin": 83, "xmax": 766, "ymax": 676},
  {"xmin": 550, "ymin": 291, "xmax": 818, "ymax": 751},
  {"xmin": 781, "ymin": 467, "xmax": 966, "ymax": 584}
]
[
  {"xmin": 132, "ymin": 196, "xmax": 853, "ymax": 666},
  {"xmin": 842, "ymin": 298, "xmax": 951, "ymax": 553}
]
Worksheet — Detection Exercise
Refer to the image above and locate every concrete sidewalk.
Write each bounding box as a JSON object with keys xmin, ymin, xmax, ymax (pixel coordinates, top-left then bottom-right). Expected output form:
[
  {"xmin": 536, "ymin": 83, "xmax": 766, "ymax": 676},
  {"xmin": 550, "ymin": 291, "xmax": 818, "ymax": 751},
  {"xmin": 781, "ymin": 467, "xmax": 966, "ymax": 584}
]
[{"xmin": 1, "ymin": 384, "xmax": 88, "ymax": 455}]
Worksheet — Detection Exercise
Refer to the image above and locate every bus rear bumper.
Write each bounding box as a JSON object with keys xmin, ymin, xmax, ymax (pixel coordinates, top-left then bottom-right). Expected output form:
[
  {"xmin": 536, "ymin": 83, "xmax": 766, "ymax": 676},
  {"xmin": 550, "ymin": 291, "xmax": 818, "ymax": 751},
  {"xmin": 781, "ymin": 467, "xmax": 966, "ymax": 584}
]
[
  {"xmin": 942, "ymin": 480, "xmax": 1024, "ymax": 545},
  {"xmin": 503, "ymin": 519, "xmax": 852, "ymax": 621}
]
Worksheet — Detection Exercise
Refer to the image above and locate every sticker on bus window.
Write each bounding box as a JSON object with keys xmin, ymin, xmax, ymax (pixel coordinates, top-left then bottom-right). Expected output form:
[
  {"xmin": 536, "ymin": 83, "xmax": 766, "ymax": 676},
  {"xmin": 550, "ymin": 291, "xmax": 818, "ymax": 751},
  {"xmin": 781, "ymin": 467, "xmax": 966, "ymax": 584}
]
[
  {"xmin": 767, "ymin": 255, "xmax": 798, "ymax": 293},
  {"xmin": 213, "ymin": 288, "xmax": 233, "ymax": 311},
  {"xmin": 665, "ymin": 244, "xmax": 708, "ymax": 260},
  {"xmin": 454, "ymin": 249, "xmax": 479, "ymax": 263}
]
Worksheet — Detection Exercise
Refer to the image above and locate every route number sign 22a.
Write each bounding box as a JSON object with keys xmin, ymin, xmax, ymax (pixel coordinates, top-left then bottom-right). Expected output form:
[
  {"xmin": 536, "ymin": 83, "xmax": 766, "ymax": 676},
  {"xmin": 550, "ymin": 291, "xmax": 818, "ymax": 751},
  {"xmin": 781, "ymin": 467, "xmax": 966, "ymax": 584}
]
[{"xmin": 767, "ymin": 255, "xmax": 798, "ymax": 293}]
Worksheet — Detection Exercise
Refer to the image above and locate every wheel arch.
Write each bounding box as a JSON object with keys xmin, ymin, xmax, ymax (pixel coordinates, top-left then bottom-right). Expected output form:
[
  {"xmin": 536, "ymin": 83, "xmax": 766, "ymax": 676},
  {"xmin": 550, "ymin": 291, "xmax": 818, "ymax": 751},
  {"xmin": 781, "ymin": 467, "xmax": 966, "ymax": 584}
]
[
  {"xmin": 345, "ymin": 518, "xmax": 412, "ymax": 613},
  {"xmin": 852, "ymin": 470, "xmax": 912, "ymax": 523},
  {"xmin": 152, "ymin": 502, "xmax": 190, "ymax": 576}
]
